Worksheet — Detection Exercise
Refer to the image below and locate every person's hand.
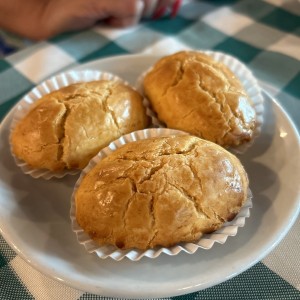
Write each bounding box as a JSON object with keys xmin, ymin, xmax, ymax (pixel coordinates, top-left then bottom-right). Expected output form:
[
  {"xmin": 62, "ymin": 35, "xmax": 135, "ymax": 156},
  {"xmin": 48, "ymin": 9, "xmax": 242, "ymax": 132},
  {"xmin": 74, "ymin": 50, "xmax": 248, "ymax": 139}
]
[
  {"xmin": 0, "ymin": 0, "xmax": 182, "ymax": 40},
  {"xmin": 43, "ymin": 0, "xmax": 146, "ymax": 36},
  {"xmin": 0, "ymin": 0, "xmax": 144, "ymax": 40}
]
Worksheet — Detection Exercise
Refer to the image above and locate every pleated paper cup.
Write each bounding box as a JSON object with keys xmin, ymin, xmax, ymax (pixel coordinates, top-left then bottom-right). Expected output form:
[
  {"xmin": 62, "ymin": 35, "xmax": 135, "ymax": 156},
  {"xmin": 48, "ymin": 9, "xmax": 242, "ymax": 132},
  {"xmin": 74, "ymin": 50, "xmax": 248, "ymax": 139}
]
[
  {"xmin": 9, "ymin": 70, "xmax": 132, "ymax": 180},
  {"xmin": 136, "ymin": 50, "xmax": 264, "ymax": 153},
  {"xmin": 70, "ymin": 128, "xmax": 253, "ymax": 261}
]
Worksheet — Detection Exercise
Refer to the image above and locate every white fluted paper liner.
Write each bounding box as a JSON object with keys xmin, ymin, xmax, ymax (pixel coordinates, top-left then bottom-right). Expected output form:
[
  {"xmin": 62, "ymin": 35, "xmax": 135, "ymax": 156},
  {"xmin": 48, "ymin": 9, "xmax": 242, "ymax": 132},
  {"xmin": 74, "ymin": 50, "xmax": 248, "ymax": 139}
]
[
  {"xmin": 71, "ymin": 128, "xmax": 253, "ymax": 261},
  {"xmin": 9, "ymin": 70, "xmax": 135, "ymax": 179},
  {"xmin": 136, "ymin": 50, "xmax": 264, "ymax": 153}
]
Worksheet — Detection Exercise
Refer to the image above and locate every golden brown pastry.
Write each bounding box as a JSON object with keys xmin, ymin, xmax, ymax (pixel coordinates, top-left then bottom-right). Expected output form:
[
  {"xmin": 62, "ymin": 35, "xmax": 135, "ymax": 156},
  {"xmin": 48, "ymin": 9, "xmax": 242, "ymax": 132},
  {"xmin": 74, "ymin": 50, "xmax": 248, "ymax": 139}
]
[
  {"xmin": 11, "ymin": 80, "xmax": 148, "ymax": 171},
  {"xmin": 143, "ymin": 51, "xmax": 256, "ymax": 147},
  {"xmin": 75, "ymin": 135, "xmax": 249, "ymax": 250}
]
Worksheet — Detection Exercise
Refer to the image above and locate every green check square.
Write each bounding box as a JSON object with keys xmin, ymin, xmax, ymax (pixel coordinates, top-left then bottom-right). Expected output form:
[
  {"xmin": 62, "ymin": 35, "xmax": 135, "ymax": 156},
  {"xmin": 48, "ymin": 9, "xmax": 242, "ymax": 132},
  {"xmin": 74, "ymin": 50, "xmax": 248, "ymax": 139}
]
[
  {"xmin": 202, "ymin": 0, "xmax": 239, "ymax": 6},
  {"xmin": 50, "ymin": 31, "xmax": 81, "ymax": 43},
  {"xmin": 178, "ymin": 21, "xmax": 227, "ymax": 49},
  {"xmin": 115, "ymin": 27, "xmax": 164, "ymax": 53},
  {"xmin": 0, "ymin": 69, "xmax": 33, "ymax": 114},
  {"xmin": 282, "ymin": 1, "xmax": 300, "ymax": 17},
  {"xmin": 249, "ymin": 51, "xmax": 300, "ymax": 89},
  {"xmin": 179, "ymin": 1, "xmax": 217, "ymax": 20},
  {"xmin": 0, "ymin": 236, "xmax": 16, "ymax": 268},
  {"xmin": 233, "ymin": 0, "xmax": 275, "ymax": 19},
  {"xmin": 235, "ymin": 23, "xmax": 285, "ymax": 49},
  {"xmin": 0, "ymin": 92, "xmax": 31, "ymax": 121},
  {"xmin": 145, "ymin": 16, "xmax": 194, "ymax": 35},
  {"xmin": 0, "ymin": 254, "xmax": 7, "ymax": 269},
  {"xmin": 293, "ymin": 27, "xmax": 300, "ymax": 38},
  {"xmin": 79, "ymin": 41, "xmax": 129, "ymax": 63},
  {"xmin": 0, "ymin": 265, "xmax": 33, "ymax": 299},
  {"xmin": 51, "ymin": 31, "xmax": 110, "ymax": 61},
  {"xmin": 214, "ymin": 37, "xmax": 261, "ymax": 63},
  {"xmin": 284, "ymin": 73, "xmax": 300, "ymax": 99},
  {"xmin": 260, "ymin": 8, "xmax": 300, "ymax": 32},
  {"xmin": 0, "ymin": 59, "xmax": 11, "ymax": 73}
]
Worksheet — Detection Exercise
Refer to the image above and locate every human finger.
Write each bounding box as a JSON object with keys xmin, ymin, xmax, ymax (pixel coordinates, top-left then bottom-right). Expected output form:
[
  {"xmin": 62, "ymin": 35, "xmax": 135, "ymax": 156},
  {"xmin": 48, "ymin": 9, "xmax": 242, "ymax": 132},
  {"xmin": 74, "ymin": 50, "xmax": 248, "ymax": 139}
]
[
  {"xmin": 142, "ymin": 0, "xmax": 158, "ymax": 18},
  {"xmin": 151, "ymin": 0, "xmax": 182, "ymax": 19},
  {"xmin": 103, "ymin": 0, "xmax": 144, "ymax": 26}
]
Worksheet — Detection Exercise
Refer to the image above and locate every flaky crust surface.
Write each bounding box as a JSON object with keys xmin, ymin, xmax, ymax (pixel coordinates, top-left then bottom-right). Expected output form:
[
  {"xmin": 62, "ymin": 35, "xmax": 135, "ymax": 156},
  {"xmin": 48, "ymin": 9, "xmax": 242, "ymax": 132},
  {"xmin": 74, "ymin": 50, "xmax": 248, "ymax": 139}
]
[
  {"xmin": 143, "ymin": 51, "xmax": 256, "ymax": 147},
  {"xmin": 75, "ymin": 135, "xmax": 249, "ymax": 250},
  {"xmin": 11, "ymin": 80, "xmax": 148, "ymax": 171}
]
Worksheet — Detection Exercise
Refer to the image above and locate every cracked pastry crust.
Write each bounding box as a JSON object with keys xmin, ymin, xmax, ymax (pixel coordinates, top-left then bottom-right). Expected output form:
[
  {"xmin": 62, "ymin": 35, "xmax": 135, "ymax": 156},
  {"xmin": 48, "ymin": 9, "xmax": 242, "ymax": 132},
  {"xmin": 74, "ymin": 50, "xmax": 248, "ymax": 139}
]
[
  {"xmin": 143, "ymin": 51, "xmax": 256, "ymax": 147},
  {"xmin": 75, "ymin": 135, "xmax": 249, "ymax": 250},
  {"xmin": 11, "ymin": 80, "xmax": 148, "ymax": 171}
]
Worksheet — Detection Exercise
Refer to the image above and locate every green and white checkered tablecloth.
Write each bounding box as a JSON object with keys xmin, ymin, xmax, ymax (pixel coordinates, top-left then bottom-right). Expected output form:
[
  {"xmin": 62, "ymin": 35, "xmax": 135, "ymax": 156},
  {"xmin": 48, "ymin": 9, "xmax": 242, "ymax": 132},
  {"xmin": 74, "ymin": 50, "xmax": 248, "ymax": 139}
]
[{"xmin": 0, "ymin": 0, "xmax": 299, "ymax": 299}]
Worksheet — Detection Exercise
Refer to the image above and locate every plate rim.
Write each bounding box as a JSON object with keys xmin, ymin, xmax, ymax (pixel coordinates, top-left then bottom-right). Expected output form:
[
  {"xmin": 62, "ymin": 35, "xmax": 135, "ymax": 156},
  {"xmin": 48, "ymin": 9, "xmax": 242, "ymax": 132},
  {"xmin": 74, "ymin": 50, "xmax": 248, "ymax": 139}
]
[{"xmin": 0, "ymin": 53, "xmax": 300, "ymax": 298}]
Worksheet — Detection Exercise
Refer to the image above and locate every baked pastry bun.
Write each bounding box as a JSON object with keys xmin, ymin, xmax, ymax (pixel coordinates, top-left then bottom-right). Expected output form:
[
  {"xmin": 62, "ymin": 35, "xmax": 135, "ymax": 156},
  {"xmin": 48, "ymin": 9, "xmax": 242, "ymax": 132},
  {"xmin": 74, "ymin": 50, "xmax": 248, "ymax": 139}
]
[
  {"xmin": 143, "ymin": 51, "xmax": 256, "ymax": 147},
  {"xmin": 75, "ymin": 135, "xmax": 249, "ymax": 250},
  {"xmin": 11, "ymin": 80, "xmax": 148, "ymax": 171}
]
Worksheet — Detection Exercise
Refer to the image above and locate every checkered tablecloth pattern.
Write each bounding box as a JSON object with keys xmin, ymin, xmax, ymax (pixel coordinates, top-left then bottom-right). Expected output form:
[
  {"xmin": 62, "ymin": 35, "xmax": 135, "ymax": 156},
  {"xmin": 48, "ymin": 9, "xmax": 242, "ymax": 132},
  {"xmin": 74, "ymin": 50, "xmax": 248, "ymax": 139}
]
[{"xmin": 0, "ymin": 0, "xmax": 299, "ymax": 299}]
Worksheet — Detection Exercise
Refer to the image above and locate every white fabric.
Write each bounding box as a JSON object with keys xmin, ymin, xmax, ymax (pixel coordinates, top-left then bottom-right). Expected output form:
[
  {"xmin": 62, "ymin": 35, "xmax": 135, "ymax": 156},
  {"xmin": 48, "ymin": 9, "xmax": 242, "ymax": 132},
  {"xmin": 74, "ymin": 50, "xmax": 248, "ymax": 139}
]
[
  {"xmin": 10, "ymin": 256, "xmax": 83, "ymax": 300},
  {"xmin": 13, "ymin": 44, "xmax": 76, "ymax": 83}
]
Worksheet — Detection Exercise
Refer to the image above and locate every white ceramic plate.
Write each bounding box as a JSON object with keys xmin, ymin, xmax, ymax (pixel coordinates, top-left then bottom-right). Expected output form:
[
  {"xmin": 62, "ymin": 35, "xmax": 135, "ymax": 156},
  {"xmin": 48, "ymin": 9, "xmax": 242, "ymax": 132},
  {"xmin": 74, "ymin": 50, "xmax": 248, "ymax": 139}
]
[{"xmin": 0, "ymin": 54, "xmax": 299, "ymax": 299}]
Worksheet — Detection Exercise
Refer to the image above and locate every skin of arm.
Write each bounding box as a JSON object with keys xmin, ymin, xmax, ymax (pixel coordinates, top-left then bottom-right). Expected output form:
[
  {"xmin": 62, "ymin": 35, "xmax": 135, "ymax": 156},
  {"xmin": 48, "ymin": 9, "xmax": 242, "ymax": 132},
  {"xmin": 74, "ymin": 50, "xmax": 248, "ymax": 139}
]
[
  {"xmin": 0, "ymin": 0, "xmax": 178, "ymax": 40},
  {"xmin": 0, "ymin": 0, "xmax": 143, "ymax": 40},
  {"xmin": 0, "ymin": 0, "xmax": 49, "ymax": 39}
]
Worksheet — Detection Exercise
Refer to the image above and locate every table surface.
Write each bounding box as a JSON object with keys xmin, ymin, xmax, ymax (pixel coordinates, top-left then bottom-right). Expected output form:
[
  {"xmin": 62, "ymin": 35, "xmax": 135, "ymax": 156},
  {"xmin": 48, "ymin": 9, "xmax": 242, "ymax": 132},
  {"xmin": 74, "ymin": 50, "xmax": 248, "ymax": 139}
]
[{"xmin": 0, "ymin": 0, "xmax": 299, "ymax": 299}]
